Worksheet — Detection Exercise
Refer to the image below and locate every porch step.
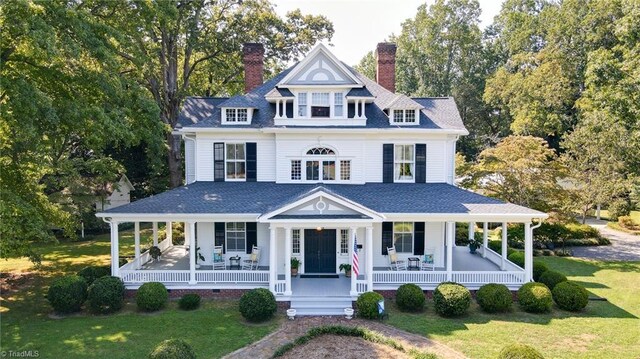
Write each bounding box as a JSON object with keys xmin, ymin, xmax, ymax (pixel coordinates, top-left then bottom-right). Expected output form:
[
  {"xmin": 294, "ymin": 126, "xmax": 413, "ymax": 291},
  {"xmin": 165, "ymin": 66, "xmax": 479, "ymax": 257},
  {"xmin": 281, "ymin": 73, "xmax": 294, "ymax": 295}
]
[{"xmin": 290, "ymin": 296, "xmax": 353, "ymax": 316}]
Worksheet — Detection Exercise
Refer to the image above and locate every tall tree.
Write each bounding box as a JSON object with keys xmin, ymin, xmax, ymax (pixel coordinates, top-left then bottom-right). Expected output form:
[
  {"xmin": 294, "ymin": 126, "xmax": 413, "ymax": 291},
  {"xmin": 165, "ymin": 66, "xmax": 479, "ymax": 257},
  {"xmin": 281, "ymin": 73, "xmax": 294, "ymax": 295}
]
[{"xmin": 103, "ymin": 0, "xmax": 334, "ymax": 187}]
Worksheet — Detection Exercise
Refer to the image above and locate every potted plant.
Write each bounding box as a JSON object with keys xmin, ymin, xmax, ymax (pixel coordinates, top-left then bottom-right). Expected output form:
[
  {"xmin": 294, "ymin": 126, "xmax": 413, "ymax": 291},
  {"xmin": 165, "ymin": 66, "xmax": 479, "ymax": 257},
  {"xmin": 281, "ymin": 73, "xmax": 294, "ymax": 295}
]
[
  {"xmin": 291, "ymin": 257, "xmax": 301, "ymax": 277},
  {"xmin": 339, "ymin": 263, "xmax": 352, "ymax": 277},
  {"xmin": 195, "ymin": 246, "xmax": 205, "ymax": 268},
  {"xmin": 469, "ymin": 233, "xmax": 482, "ymax": 254},
  {"xmin": 149, "ymin": 246, "xmax": 161, "ymax": 261}
]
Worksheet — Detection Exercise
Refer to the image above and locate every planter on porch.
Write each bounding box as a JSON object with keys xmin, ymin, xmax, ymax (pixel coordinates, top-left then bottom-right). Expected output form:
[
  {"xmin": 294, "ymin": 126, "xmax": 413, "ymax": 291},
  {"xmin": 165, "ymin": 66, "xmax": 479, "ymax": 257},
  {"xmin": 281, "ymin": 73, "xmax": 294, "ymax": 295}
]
[
  {"xmin": 339, "ymin": 263, "xmax": 352, "ymax": 278},
  {"xmin": 291, "ymin": 258, "xmax": 301, "ymax": 277}
]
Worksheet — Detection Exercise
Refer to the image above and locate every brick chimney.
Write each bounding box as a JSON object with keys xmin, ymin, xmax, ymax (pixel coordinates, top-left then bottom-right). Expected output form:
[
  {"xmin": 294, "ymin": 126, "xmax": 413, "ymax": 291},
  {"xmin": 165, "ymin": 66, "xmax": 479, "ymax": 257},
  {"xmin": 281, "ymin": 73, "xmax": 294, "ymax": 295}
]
[
  {"xmin": 243, "ymin": 43, "xmax": 264, "ymax": 93},
  {"xmin": 375, "ymin": 42, "xmax": 397, "ymax": 93}
]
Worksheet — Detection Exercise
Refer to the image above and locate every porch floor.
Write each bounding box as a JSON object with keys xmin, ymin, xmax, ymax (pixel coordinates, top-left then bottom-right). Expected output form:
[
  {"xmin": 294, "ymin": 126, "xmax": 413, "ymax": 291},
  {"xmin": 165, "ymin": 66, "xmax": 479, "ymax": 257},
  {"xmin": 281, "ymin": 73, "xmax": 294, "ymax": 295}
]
[
  {"xmin": 291, "ymin": 276, "xmax": 352, "ymax": 296},
  {"xmin": 141, "ymin": 246, "xmax": 269, "ymax": 271}
]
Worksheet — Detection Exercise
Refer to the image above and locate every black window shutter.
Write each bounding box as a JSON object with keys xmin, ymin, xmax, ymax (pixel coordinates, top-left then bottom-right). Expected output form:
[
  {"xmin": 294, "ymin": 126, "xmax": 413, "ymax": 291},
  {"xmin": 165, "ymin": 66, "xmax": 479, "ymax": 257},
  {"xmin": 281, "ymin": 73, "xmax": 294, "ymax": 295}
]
[
  {"xmin": 214, "ymin": 222, "xmax": 226, "ymax": 254},
  {"xmin": 383, "ymin": 144, "xmax": 394, "ymax": 183},
  {"xmin": 214, "ymin": 143, "xmax": 225, "ymax": 182},
  {"xmin": 415, "ymin": 144, "xmax": 426, "ymax": 183},
  {"xmin": 382, "ymin": 222, "xmax": 393, "ymax": 255},
  {"xmin": 246, "ymin": 222, "xmax": 257, "ymax": 254},
  {"xmin": 414, "ymin": 222, "xmax": 425, "ymax": 255},
  {"xmin": 246, "ymin": 142, "xmax": 257, "ymax": 182}
]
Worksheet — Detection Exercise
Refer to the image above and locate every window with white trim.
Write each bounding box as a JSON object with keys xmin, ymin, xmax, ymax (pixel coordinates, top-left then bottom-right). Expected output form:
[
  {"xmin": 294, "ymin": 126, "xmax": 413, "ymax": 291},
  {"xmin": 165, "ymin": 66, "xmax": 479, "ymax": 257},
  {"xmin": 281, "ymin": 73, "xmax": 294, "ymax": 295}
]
[
  {"xmin": 291, "ymin": 147, "xmax": 352, "ymax": 182},
  {"xmin": 334, "ymin": 93, "xmax": 344, "ymax": 117},
  {"xmin": 225, "ymin": 108, "xmax": 249, "ymax": 122},
  {"xmin": 340, "ymin": 160, "xmax": 351, "ymax": 180},
  {"xmin": 291, "ymin": 160, "xmax": 301, "ymax": 180},
  {"xmin": 226, "ymin": 222, "xmax": 246, "ymax": 252},
  {"xmin": 311, "ymin": 92, "xmax": 330, "ymax": 117},
  {"xmin": 226, "ymin": 143, "xmax": 246, "ymax": 180},
  {"xmin": 298, "ymin": 93, "xmax": 307, "ymax": 117},
  {"xmin": 340, "ymin": 229, "xmax": 349, "ymax": 255},
  {"xmin": 292, "ymin": 229, "xmax": 300, "ymax": 255},
  {"xmin": 393, "ymin": 222, "xmax": 413, "ymax": 253},
  {"xmin": 394, "ymin": 144, "xmax": 414, "ymax": 181},
  {"xmin": 392, "ymin": 109, "xmax": 417, "ymax": 124}
]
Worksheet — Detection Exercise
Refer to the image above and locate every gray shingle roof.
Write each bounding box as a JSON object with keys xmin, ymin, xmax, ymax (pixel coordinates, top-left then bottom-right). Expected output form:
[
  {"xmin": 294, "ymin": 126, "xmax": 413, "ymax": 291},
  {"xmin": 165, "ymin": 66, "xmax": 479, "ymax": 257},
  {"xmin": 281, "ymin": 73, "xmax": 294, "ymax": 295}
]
[
  {"xmin": 176, "ymin": 64, "xmax": 467, "ymax": 132},
  {"xmin": 100, "ymin": 182, "xmax": 545, "ymax": 217},
  {"xmin": 346, "ymin": 87, "xmax": 373, "ymax": 97}
]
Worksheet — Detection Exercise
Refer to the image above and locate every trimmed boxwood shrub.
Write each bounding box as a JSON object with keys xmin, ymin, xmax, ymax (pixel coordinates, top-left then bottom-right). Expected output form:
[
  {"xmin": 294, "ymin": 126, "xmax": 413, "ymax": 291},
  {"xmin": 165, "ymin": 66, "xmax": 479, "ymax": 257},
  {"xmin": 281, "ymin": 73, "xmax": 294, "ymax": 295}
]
[
  {"xmin": 433, "ymin": 282, "xmax": 471, "ymax": 317},
  {"xmin": 148, "ymin": 339, "xmax": 196, "ymax": 359},
  {"xmin": 538, "ymin": 270, "xmax": 567, "ymax": 290},
  {"xmin": 88, "ymin": 276, "xmax": 125, "ymax": 314},
  {"xmin": 356, "ymin": 291, "xmax": 384, "ymax": 319},
  {"xmin": 552, "ymin": 281, "xmax": 588, "ymax": 311},
  {"xmin": 239, "ymin": 288, "xmax": 277, "ymax": 322},
  {"xmin": 498, "ymin": 343, "xmax": 544, "ymax": 359},
  {"xmin": 136, "ymin": 282, "xmax": 168, "ymax": 312},
  {"xmin": 178, "ymin": 294, "xmax": 201, "ymax": 310},
  {"xmin": 518, "ymin": 282, "xmax": 552, "ymax": 313},
  {"xmin": 395, "ymin": 283, "xmax": 425, "ymax": 312},
  {"xmin": 507, "ymin": 251, "xmax": 524, "ymax": 268},
  {"xmin": 47, "ymin": 275, "xmax": 88, "ymax": 313},
  {"xmin": 532, "ymin": 261, "xmax": 549, "ymax": 282},
  {"xmin": 476, "ymin": 283, "xmax": 512, "ymax": 313},
  {"xmin": 77, "ymin": 266, "xmax": 111, "ymax": 286}
]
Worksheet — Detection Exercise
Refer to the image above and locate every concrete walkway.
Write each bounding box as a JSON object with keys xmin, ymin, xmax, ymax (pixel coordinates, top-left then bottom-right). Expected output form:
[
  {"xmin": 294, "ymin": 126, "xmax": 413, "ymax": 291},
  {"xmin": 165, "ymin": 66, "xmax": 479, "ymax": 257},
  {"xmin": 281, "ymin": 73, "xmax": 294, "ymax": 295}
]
[
  {"xmin": 571, "ymin": 218, "xmax": 640, "ymax": 261},
  {"xmin": 224, "ymin": 316, "xmax": 467, "ymax": 359}
]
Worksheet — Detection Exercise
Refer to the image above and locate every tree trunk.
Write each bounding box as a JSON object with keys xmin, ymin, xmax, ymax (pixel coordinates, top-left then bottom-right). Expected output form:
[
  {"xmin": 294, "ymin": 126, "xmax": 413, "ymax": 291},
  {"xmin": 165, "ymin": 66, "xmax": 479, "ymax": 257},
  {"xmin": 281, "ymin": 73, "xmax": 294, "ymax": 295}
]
[{"xmin": 167, "ymin": 132, "xmax": 182, "ymax": 188}]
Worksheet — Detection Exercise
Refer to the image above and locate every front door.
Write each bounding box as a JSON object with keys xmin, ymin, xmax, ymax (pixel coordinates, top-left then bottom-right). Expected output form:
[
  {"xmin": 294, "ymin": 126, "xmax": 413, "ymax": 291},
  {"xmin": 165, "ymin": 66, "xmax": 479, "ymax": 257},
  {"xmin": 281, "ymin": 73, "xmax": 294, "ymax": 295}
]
[{"xmin": 304, "ymin": 229, "xmax": 337, "ymax": 273}]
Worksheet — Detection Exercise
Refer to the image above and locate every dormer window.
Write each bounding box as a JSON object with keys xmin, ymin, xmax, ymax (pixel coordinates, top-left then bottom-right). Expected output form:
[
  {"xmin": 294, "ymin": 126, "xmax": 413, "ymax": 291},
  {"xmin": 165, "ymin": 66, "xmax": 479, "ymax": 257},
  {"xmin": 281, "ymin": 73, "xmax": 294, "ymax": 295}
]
[
  {"xmin": 222, "ymin": 108, "xmax": 252, "ymax": 124},
  {"xmin": 293, "ymin": 91, "xmax": 346, "ymax": 119},
  {"xmin": 311, "ymin": 92, "xmax": 330, "ymax": 117},
  {"xmin": 391, "ymin": 109, "xmax": 417, "ymax": 124}
]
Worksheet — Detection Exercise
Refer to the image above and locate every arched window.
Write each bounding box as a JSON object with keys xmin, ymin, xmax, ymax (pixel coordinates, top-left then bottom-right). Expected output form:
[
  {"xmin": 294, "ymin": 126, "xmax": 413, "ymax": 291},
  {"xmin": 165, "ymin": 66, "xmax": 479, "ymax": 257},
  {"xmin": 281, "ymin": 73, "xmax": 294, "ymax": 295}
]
[{"xmin": 306, "ymin": 147, "xmax": 335, "ymax": 155}]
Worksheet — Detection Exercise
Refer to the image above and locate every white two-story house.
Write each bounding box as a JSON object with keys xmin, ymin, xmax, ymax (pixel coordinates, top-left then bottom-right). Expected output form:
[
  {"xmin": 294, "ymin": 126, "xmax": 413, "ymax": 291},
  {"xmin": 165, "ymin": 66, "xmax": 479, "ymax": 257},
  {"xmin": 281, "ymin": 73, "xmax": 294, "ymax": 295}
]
[{"xmin": 98, "ymin": 43, "xmax": 546, "ymax": 314}]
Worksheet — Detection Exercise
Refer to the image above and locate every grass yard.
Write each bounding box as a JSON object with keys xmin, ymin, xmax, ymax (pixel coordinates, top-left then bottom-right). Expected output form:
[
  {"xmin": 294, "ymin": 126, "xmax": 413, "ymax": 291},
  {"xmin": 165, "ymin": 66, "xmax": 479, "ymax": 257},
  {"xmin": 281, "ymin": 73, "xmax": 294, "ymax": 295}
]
[
  {"xmin": 0, "ymin": 229, "xmax": 278, "ymax": 358},
  {"xmin": 589, "ymin": 209, "xmax": 640, "ymax": 222},
  {"xmin": 386, "ymin": 257, "xmax": 640, "ymax": 359}
]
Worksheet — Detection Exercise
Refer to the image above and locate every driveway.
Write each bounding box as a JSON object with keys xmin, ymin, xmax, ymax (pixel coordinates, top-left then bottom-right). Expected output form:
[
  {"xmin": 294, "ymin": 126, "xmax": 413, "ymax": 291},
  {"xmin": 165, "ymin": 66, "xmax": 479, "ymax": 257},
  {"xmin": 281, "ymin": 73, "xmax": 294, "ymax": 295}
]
[{"xmin": 570, "ymin": 218, "xmax": 640, "ymax": 261}]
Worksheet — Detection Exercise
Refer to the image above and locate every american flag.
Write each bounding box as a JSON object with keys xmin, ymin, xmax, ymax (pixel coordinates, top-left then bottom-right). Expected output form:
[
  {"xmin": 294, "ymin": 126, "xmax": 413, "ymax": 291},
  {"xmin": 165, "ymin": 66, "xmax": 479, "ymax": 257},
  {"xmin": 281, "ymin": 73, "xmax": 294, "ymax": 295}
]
[{"xmin": 352, "ymin": 235, "xmax": 359, "ymax": 277}]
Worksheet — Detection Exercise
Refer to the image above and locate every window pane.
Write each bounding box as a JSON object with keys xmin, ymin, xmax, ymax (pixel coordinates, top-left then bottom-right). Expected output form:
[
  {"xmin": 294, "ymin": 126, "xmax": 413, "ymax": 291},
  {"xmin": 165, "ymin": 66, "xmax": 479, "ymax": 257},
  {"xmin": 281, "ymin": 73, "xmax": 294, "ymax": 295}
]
[
  {"xmin": 236, "ymin": 144, "xmax": 245, "ymax": 159},
  {"xmin": 323, "ymin": 161, "xmax": 335, "ymax": 180},
  {"xmin": 311, "ymin": 106, "xmax": 330, "ymax": 117},
  {"xmin": 393, "ymin": 109, "xmax": 404, "ymax": 122},
  {"xmin": 291, "ymin": 160, "xmax": 301, "ymax": 180},
  {"xmin": 312, "ymin": 92, "xmax": 330, "ymax": 105},
  {"xmin": 340, "ymin": 160, "xmax": 351, "ymax": 180},
  {"xmin": 292, "ymin": 229, "xmax": 300, "ymax": 254},
  {"xmin": 306, "ymin": 161, "xmax": 319, "ymax": 180},
  {"xmin": 298, "ymin": 93, "xmax": 307, "ymax": 104},
  {"xmin": 226, "ymin": 222, "xmax": 246, "ymax": 252},
  {"xmin": 340, "ymin": 229, "xmax": 349, "ymax": 255},
  {"xmin": 237, "ymin": 109, "xmax": 248, "ymax": 122},
  {"xmin": 226, "ymin": 144, "xmax": 236, "ymax": 160},
  {"xmin": 235, "ymin": 162, "xmax": 246, "ymax": 179},
  {"xmin": 334, "ymin": 93, "xmax": 343, "ymax": 105},
  {"xmin": 404, "ymin": 145, "xmax": 413, "ymax": 161},
  {"xmin": 405, "ymin": 110, "xmax": 415, "ymax": 123},
  {"xmin": 334, "ymin": 93, "xmax": 343, "ymax": 117},
  {"xmin": 298, "ymin": 93, "xmax": 307, "ymax": 117},
  {"xmin": 226, "ymin": 108, "xmax": 236, "ymax": 122},
  {"xmin": 395, "ymin": 145, "xmax": 404, "ymax": 161},
  {"xmin": 393, "ymin": 222, "xmax": 413, "ymax": 253}
]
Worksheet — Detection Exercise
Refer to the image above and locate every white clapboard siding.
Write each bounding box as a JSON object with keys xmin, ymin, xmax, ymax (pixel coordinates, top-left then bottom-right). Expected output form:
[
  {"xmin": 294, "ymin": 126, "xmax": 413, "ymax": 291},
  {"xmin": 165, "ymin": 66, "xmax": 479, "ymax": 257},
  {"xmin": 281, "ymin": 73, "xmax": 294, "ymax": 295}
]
[{"xmin": 185, "ymin": 139, "xmax": 196, "ymax": 184}]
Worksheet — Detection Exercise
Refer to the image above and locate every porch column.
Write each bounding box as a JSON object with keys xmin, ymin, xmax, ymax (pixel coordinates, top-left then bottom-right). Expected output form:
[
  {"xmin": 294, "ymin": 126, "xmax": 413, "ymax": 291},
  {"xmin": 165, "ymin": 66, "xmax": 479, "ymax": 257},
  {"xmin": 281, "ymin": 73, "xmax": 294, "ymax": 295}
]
[
  {"xmin": 134, "ymin": 222, "xmax": 141, "ymax": 269},
  {"xmin": 501, "ymin": 222, "xmax": 508, "ymax": 270},
  {"xmin": 110, "ymin": 221, "xmax": 120, "ymax": 277},
  {"xmin": 284, "ymin": 227, "xmax": 292, "ymax": 296},
  {"xmin": 482, "ymin": 222, "xmax": 488, "ymax": 258},
  {"xmin": 446, "ymin": 221, "xmax": 454, "ymax": 281},
  {"xmin": 350, "ymin": 227, "xmax": 358, "ymax": 296},
  {"xmin": 184, "ymin": 222, "xmax": 190, "ymax": 247},
  {"xmin": 524, "ymin": 222, "xmax": 533, "ymax": 282},
  {"xmin": 188, "ymin": 221, "xmax": 197, "ymax": 284},
  {"xmin": 468, "ymin": 222, "xmax": 475, "ymax": 240},
  {"xmin": 269, "ymin": 227, "xmax": 277, "ymax": 293},
  {"xmin": 366, "ymin": 226, "xmax": 374, "ymax": 292},
  {"xmin": 152, "ymin": 222, "xmax": 158, "ymax": 246},
  {"xmin": 166, "ymin": 221, "xmax": 172, "ymax": 244}
]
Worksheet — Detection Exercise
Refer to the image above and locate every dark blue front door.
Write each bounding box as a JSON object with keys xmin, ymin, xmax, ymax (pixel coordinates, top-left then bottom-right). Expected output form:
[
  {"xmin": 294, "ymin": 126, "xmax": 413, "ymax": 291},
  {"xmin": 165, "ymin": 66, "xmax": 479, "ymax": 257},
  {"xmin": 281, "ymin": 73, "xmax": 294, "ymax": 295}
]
[{"xmin": 304, "ymin": 229, "xmax": 336, "ymax": 273}]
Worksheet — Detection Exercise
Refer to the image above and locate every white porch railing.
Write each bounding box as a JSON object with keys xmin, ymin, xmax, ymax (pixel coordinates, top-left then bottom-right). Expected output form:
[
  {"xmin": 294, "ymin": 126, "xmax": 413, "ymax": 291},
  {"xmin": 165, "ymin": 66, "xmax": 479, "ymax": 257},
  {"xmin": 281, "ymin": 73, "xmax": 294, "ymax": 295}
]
[
  {"xmin": 120, "ymin": 270, "xmax": 190, "ymax": 283},
  {"xmin": 483, "ymin": 247, "xmax": 524, "ymax": 272},
  {"xmin": 373, "ymin": 271, "xmax": 448, "ymax": 284},
  {"xmin": 274, "ymin": 280, "xmax": 286, "ymax": 295},
  {"xmin": 356, "ymin": 280, "xmax": 368, "ymax": 294},
  {"xmin": 158, "ymin": 237, "xmax": 172, "ymax": 252},
  {"xmin": 452, "ymin": 271, "xmax": 525, "ymax": 285},
  {"xmin": 195, "ymin": 270, "xmax": 269, "ymax": 283}
]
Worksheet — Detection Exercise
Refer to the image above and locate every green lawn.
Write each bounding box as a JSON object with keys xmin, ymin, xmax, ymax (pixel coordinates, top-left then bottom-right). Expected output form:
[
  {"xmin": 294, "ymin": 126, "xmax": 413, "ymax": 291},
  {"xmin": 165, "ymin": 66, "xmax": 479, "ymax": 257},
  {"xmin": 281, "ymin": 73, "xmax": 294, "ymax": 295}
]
[
  {"xmin": 386, "ymin": 257, "xmax": 640, "ymax": 359},
  {"xmin": 589, "ymin": 209, "xmax": 640, "ymax": 222},
  {"xmin": 0, "ymin": 229, "xmax": 278, "ymax": 358}
]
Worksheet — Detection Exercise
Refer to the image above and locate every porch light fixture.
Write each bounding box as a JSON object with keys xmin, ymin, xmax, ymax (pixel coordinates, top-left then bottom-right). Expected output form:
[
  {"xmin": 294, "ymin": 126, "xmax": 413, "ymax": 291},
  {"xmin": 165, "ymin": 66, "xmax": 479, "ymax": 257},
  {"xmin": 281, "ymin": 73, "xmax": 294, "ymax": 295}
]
[{"xmin": 316, "ymin": 226, "xmax": 323, "ymax": 231}]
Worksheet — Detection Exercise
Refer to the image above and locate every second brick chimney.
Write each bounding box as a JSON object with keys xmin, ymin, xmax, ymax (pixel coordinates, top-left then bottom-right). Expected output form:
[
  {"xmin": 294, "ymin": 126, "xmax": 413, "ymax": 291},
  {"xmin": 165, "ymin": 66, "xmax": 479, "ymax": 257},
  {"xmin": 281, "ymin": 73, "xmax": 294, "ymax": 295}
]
[
  {"xmin": 243, "ymin": 43, "xmax": 264, "ymax": 93},
  {"xmin": 375, "ymin": 42, "xmax": 397, "ymax": 93}
]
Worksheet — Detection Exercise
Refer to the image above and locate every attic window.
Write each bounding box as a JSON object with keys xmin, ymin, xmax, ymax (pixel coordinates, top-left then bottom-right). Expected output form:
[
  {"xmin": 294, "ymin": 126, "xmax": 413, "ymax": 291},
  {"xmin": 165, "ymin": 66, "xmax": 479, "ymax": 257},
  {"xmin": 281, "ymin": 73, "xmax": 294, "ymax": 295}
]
[
  {"xmin": 224, "ymin": 108, "xmax": 249, "ymax": 123},
  {"xmin": 392, "ymin": 109, "xmax": 417, "ymax": 124}
]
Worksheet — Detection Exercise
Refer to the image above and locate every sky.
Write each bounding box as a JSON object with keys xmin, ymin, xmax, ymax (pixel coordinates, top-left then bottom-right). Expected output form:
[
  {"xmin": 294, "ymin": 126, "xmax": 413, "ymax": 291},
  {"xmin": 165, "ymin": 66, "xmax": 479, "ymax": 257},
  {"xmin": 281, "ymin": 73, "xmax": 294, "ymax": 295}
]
[{"xmin": 271, "ymin": 0, "xmax": 503, "ymax": 66}]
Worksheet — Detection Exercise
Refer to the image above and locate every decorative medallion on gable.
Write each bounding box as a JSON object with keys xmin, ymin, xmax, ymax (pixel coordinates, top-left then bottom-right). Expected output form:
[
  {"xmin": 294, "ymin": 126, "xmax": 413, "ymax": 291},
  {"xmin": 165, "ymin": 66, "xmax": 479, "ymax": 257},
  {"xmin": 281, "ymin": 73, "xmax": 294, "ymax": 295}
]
[{"xmin": 290, "ymin": 196, "xmax": 359, "ymax": 216}]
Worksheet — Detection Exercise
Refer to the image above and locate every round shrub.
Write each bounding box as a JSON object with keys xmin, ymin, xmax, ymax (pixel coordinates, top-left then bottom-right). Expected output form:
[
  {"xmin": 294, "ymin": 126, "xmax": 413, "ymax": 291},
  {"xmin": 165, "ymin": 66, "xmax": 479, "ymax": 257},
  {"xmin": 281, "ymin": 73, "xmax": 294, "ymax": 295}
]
[
  {"xmin": 136, "ymin": 282, "xmax": 168, "ymax": 312},
  {"xmin": 356, "ymin": 291, "xmax": 384, "ymax": 319},
  {"xmin": 396, "ymin": 283, "xmax": 425, "ymax": 312},
  {"xmin": 476, "ymin": 283, "xmax": 512, "ymax": 313},
  {"xmin": 552, "ymin": 281, "xmax": 588, "ymax": 311},
  {"xmin": 88, "ymin": 276, "xmax": 125, "ymax": 314},
  {"xmin": 532, "ymin": 261, "xmax": 548, "ymax": 282},
  {"xmin": 47, "ymin": 275, "xmax": 88, "ymax": 313},
  {"xmin": 148, "ymin": 339, "xmax": 196, "ymax": 359},
  {"xmin": 538, "ymin": 270, "xmax": 567, "ymax": 290},
  {"xmin": 517, "ymin": 282, "xmax": 552, "ymax": 313},
  {"xmin": 498, "ymin": 343, "xmax": 544, "ymax": 359},
  {"xmin": 239, "ymin": 288, "xmax": 277, "ymax": 322},
  {"xmin": 433, "ymin": 282, "xmax": 471, "ymax": 317},
  {"xmin": 178, "ymin": 294, "xmax": 201, "ymax": 311},
  {"xmin": 77, "ymin": 266, "xmax": 111, "ymax": 286},
  {"xmin": 507, "ymin": 251, "xmax": 524, "ymax": 268}
]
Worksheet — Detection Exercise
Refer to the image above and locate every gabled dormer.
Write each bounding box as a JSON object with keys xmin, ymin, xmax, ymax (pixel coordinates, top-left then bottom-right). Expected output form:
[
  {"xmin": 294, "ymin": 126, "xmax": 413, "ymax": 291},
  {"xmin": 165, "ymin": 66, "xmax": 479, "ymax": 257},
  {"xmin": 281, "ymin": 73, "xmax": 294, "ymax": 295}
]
[
  {"xmin": 383, "ymin": 94, "xmax": 423, "ymax": 126},
  {"xmin": 269, "ymin": 44, "xmax": 373, "ymax": 126}
]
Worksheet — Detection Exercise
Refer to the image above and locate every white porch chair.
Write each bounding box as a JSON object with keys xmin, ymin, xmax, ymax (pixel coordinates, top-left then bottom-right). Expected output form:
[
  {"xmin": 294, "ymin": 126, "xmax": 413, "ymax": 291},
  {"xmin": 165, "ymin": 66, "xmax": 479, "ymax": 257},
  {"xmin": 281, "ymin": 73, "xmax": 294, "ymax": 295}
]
[
  {"xmin": 421, "ymin": 248, "xmax": 435, "ymax": 271},
  {"xmin": 386, "ymin": 246, "xmax": 407, "ymax": 271},
  {"xmin": 212, "ymin": 246, "xmax": 225, "ymax": 270},
  {"xmin": 242, "ymin": 246, "xmax": 260, "ymax": 270}
]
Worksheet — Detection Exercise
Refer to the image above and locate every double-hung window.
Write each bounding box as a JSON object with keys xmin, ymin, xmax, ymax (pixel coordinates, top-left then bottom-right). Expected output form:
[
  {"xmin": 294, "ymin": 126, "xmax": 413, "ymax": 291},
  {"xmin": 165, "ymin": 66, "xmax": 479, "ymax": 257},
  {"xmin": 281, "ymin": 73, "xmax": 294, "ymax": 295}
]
[
  {"xmin": 311, "ymin": 92, "xmax": 330, "ymax": 117},
  {"xmin": 334, "ymin": 93, "xmax": 344, "ymax": 117},
  {"xmin": 292, "ymin": 229, "xmax": 301, "ymax": 255},
  {"xmin": 226, "ymin": 143, "xmax": 246, "ymax": 180},
  {"xmin": 298, "ymin": 93, "xmax": 307, "ymax": 117},
  {"xmin": 394, "ymin": 144, "xmax": 414, "ymax": 181},
  {"xmin": 226, "ymin": 222, "xmax": 246, "ymax": 252},
  {"xmin": 393, "ymin": 222, "xmax": 413, "ymax": 253},
  {"xmin": 340, "ymin": 229, "xmax": 349, "ymax": 255}
]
